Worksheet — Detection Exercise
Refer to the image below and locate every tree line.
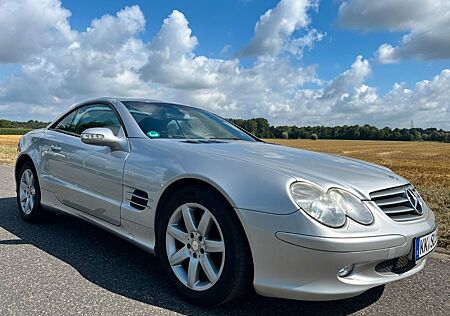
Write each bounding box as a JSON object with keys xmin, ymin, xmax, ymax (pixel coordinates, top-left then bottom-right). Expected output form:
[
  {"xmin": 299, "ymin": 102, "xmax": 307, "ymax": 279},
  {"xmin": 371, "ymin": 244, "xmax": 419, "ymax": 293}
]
[
  {"xmin": 1, "ymin": 117, "xmax": 449, "ymax": 142},
  {"xmin": 228, "ymin": 118, "xmax": 450, "ymax": 143},
  {"xmin": 0, "ymin": 119, "xmax": 49, "ymax": 129}
]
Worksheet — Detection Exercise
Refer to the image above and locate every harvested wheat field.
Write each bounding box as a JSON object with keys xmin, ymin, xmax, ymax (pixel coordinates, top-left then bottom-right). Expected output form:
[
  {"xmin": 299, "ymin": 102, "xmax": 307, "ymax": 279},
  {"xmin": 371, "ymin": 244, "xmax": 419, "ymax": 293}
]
[
  {"xmin": 0, "ymin": 135, "xmax": 20, "ymax": 165},
  {"xmin": 1, "ymin": 135, "xmax": 449, "ymax": 248},
  {"xmin": 268, "ymin": 139, "xmax": 450, "ymax": 249}
]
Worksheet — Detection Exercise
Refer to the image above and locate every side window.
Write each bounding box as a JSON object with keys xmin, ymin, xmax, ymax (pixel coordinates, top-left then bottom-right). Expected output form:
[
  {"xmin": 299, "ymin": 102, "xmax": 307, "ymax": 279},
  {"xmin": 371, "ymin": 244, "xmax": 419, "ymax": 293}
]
[
  {"xmin": 71, "ymin": 104, "xmax": 122, "ymax": 136},
  {"xmin": 54, "ymin": 110, "xmax": 77, "ymax": 133}
]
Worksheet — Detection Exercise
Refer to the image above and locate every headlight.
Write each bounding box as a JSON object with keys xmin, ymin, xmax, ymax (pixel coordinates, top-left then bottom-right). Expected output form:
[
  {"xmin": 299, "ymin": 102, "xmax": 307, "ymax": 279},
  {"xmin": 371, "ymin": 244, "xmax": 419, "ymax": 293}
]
[
  {"xmin": 329, "ymin": 189, "xmax": 374, "ymax": 225},
  {"xmin": 290, "ymin": 183, "xmax": 374, "ymax": 228}
]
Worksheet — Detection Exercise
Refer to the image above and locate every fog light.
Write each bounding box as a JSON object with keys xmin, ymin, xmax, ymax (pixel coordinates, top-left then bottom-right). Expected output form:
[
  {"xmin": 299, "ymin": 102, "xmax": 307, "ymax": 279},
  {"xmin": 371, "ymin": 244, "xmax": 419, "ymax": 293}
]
[{"xmin": 338, "ymin": 264, "xmax": 354, "ymax": 277}]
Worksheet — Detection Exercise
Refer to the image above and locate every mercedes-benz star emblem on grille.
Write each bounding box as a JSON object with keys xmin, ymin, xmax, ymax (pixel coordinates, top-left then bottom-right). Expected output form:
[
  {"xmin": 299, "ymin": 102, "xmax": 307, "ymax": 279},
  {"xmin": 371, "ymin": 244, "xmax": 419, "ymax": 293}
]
[{"xmin": 406, "ymin": 189, "xmax": 423, "ymax": 215}]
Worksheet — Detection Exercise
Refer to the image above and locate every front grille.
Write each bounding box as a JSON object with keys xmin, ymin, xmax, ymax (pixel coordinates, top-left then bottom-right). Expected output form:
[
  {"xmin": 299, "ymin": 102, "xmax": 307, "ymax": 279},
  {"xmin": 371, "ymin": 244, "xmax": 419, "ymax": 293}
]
[
  {"xmin": 370, "ymin": 185, "xmax": 425, "ymax": 222},
  {"xmin": 375, "ymin": 256, "xmax": 415, "ymax": 274}
]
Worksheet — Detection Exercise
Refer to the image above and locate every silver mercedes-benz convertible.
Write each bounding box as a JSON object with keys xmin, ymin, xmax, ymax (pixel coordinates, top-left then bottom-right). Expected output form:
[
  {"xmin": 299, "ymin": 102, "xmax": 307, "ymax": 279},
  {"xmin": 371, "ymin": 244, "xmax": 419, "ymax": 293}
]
[{"xmin": 15, "ymin": 98, "xmax": 437, "ymax": 306}]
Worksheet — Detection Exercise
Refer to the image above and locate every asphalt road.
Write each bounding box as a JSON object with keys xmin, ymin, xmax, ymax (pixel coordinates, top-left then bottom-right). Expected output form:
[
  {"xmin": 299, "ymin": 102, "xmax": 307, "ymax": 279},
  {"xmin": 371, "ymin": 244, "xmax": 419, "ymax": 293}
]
[{"xmin": 0, "ymin": 165, "xmax": 449, "ymax": 316}]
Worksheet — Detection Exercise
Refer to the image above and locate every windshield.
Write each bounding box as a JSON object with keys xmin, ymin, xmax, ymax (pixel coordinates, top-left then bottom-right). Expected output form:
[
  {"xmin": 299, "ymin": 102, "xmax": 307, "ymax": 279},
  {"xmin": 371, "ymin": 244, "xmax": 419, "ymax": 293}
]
[{"xmin": 122, "ymin": 101, "xmax": 256, "ymax": 141}]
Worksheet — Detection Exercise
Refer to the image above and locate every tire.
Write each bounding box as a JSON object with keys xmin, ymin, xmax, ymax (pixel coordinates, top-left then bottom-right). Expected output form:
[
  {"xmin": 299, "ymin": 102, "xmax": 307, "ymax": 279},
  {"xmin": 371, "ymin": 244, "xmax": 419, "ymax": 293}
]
[
  {"xmin": 16, "ymin": 161, "xmax": 46, "ymax": 222},
  {"xmin": 157, "ymin": 185, "xmax": 252, "ymax": 306}
]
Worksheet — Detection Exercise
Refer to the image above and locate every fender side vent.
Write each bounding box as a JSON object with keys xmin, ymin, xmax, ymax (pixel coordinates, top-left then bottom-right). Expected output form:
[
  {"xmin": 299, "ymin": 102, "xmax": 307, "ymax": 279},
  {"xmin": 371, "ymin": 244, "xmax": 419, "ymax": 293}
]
[{"xmin": 129, "ymin": 189, "xmax": 149, "ymax": 210}]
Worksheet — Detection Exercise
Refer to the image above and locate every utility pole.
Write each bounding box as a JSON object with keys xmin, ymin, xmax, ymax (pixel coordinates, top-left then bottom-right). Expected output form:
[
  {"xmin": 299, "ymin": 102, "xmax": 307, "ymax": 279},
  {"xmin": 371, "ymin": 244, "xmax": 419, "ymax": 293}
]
[{"xmin": 410, "ymin": 120, "xmax": 414, "ymax": 129}]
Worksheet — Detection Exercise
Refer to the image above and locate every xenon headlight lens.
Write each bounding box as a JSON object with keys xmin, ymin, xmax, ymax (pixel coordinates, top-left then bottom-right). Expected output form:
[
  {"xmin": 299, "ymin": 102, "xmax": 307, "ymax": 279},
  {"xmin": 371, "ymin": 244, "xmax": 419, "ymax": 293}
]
[
  {"xmin": 290, "ymin": 183, "xmax": 374, "ymax": 227},
  {"xmin": 328, "ymin": 189, "xmax": 374, "ymax": 225},
  {"xmin": 290, "ymin": 183, "xmax": 346, "ymax": 228}
]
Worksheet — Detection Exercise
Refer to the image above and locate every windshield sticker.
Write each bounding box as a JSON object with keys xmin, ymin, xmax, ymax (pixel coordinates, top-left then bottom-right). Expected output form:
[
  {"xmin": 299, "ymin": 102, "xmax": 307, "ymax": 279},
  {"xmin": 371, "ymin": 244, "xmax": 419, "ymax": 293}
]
[{"xmin": 147, "ymin": 131, "xmax": 160, "ymax": 138}]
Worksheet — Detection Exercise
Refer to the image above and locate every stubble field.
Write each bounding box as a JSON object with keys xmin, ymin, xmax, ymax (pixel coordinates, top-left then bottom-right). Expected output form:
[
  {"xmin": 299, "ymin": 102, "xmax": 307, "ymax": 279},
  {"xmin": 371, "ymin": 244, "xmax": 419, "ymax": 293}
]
[
  {"xmin": 1, "ymin": 135, "xmax": 449, "ymax": 248},
  {"xmin": 0, "ymin": 135, "xmax": 19, "ymax": 165},
  {"xmin": 268, "ymin": 139, "xmax": 450, "ymax": 248}
]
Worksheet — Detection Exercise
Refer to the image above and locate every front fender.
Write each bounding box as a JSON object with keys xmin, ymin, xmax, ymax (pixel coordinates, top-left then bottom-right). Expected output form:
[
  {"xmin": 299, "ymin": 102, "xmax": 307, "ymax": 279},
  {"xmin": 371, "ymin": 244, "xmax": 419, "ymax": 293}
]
[
  {"xmin": 15, "ymin": 129, "xmax": 47, "ymax": 182},
  {"xmin": 123, "ymin": 139, "xmax": 299, "ymax": 229}
]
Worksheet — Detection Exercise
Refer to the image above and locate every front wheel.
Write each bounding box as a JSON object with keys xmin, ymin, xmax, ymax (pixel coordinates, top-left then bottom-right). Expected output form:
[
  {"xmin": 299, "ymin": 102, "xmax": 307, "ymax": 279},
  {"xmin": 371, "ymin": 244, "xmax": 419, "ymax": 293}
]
[
  {"xmin": 157, "ymin": 186, "xmax": 252, "ymax": 306},
  {"xmin": 16, "ymin": 161, "xmax": 46, "ymax": 222}
]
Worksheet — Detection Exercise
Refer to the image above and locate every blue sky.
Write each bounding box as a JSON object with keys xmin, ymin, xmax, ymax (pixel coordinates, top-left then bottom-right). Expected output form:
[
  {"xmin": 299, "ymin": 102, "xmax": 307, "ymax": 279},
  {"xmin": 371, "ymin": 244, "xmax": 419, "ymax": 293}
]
[
  {"xmin": 0, "ymin": 0, "xmax": 449, "ymax": 128},
  {"xmin": 59, "ymin": 0, "xmax": 447, "ymax": 94}
]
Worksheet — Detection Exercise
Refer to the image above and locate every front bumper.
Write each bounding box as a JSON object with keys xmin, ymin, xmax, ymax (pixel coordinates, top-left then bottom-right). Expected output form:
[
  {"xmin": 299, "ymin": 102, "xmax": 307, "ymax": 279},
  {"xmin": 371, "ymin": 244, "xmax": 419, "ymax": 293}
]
[{"xmin": 235, "ymin": 207, "xmax": 436, "ymax": 301}]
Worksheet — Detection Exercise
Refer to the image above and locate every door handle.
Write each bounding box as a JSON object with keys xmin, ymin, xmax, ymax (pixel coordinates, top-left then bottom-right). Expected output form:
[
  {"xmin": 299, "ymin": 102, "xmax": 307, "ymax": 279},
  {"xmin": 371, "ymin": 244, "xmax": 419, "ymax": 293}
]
[{"xmin": 50, "ymin": 145, "xmax": 62, "ymax": 152}]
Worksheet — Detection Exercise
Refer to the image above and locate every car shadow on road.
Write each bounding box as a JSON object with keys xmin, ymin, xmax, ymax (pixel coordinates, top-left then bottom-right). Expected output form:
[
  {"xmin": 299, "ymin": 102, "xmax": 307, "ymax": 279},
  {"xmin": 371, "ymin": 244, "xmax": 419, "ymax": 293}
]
[{"xmin": 0, "ymin": 196, "xmax": 384, "ymax": 315}]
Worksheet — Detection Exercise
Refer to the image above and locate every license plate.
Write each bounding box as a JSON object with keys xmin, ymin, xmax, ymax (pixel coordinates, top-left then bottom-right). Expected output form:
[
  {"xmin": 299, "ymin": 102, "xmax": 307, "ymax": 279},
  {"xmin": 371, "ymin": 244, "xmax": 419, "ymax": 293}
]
[{"xmin": 415, "ymin": 228, "xmax": 438, "ymax": 261}]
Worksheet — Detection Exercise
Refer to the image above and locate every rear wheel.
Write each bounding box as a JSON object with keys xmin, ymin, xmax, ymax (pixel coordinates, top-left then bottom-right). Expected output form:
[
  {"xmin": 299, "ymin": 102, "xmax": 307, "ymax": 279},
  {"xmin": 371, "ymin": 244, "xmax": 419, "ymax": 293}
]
[
  {"xmin": 16, "ymin": 161, "xmax": 46, "ymax": 222},
  {"xmin": 157, "ymin": 185, "xmax": 252, "ymax": 306}
]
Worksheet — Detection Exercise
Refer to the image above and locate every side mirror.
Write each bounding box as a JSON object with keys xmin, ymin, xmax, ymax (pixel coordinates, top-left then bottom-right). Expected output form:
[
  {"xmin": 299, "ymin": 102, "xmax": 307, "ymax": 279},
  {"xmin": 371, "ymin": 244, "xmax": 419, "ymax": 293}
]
[{"xmin": 80, "ymin": 127, "xmax": 123, "ymax": 150}]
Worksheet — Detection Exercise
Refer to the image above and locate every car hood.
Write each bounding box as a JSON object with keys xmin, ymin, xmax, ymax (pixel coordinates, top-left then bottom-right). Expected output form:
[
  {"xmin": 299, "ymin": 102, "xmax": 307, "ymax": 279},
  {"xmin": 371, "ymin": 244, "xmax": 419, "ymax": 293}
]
[{"xmin": 176, "ymin": 140, "xmax": 409, "ymax": 199}]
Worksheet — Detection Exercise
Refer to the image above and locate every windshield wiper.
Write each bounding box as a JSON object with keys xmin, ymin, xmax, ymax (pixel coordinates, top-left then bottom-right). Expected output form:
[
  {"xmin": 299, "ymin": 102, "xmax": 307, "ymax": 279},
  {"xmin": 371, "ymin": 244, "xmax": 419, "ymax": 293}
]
[{"xmin": 207, "ymin": 137, "xmax": 245, "ymax": 141}]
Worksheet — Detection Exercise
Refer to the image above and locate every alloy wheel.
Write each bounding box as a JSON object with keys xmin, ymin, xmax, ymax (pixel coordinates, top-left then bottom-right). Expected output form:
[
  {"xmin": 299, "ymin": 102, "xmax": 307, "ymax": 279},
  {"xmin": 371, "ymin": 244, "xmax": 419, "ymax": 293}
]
[
  {"xmin": 19, "ymin": 169, "xmax": 36, "ymax": 215},
  {"xmin": 165, "ymin": 203, "xmax": 225, "ymax": 291}
]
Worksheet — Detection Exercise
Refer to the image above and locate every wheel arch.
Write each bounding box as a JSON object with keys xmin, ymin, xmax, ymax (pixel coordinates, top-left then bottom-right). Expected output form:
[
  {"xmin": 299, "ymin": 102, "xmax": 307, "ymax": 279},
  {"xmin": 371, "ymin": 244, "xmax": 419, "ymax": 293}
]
[
  {"xmin": 154, "ymin": 177, "xmax": 255, "ymax": 276},
  {"xmin": 154, "ymin": 177, "xmax": 235, "ymax": 236},
  {"xmin": 15, "ymin": 154, "xmax": 35, "ymax": 185}
]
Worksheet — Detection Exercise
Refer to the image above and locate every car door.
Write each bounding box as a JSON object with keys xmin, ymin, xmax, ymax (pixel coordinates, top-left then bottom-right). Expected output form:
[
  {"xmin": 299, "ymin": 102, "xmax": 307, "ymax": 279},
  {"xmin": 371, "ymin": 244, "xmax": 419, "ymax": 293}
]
[{"xmin": 43, "ymin": 103, "xmax": 128, "ymax": 225}]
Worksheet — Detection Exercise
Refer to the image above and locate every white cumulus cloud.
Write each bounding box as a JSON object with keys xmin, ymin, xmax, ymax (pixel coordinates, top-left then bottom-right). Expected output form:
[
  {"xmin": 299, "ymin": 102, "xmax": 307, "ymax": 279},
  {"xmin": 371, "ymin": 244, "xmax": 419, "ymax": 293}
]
[
  {"xmin": 338, "ymin": 0, "xmax": 450, "ymax": 63},
  {"xmin": 0, "ymin": 3, "xmax": 151, "ymax": 111},
  {"xmin": 0, "ymin": 0, "xmax": 449, "ymax": 129},
  {"xmin": 240, "ymin": 0, "xmax": 322, "ymax": 57},
  {"xmin": 140, "ymin": 10, "xmax": 239, "ymax": 90},
  {"xmin": 0, "ymin": 0, "xmax": 74, "ymax": 63}
]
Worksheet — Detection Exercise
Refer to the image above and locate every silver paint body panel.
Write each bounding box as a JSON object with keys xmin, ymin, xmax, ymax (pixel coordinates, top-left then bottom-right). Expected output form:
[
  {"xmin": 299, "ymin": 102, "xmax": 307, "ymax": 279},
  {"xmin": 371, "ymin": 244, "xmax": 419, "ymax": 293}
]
[{"xmin": 16, "ymin": 97, "xmax": 437, "ymax": 301}]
